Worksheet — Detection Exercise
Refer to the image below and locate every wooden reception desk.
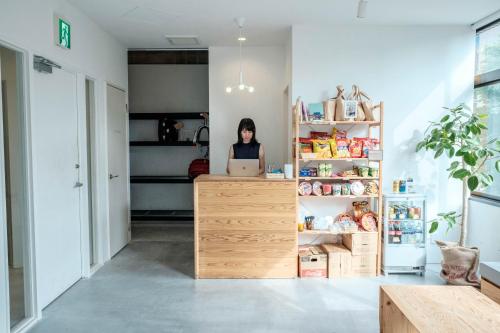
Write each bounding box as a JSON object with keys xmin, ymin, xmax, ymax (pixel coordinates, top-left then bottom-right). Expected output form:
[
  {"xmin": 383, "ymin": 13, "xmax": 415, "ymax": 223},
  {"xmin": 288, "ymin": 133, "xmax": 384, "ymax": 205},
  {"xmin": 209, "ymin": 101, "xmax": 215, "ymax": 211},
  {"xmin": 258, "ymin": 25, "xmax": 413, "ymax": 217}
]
[{"xmin": 194, "ymin": 175, "xmax": 297, "ymax": 278}]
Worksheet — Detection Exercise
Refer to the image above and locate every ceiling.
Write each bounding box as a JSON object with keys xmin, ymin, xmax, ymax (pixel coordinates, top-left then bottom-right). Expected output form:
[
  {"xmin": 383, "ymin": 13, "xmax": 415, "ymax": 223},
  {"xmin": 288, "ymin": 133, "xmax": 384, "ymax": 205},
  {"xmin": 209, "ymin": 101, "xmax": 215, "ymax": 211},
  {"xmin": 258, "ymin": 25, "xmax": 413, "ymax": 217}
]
[{"xmin": 69, "ymin": 0, "xmax": 500, "ymax": 48}]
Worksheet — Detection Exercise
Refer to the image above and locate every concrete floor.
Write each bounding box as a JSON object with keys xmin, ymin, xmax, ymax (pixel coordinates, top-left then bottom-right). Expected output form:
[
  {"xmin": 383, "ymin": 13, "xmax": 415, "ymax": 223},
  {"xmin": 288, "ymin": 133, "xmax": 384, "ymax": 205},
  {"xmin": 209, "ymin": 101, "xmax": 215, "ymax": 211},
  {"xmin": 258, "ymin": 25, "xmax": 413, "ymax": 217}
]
[{"xmin": 29, "ymin": 225, "xmax": 444, "ymax": 333}]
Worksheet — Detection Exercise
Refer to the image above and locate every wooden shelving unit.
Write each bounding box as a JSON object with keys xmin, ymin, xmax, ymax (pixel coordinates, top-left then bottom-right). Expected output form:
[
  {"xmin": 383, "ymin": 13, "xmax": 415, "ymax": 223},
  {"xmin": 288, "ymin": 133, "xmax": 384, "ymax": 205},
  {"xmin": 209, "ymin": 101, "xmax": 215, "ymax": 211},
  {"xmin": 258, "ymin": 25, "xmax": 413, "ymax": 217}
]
[
  {"xmin": 293, "ymin": 102, "xmax": 384, "ymax": 275},
  {"xmin": 129, "ymin": 112, "xmax": 209, "ymax": 224}
]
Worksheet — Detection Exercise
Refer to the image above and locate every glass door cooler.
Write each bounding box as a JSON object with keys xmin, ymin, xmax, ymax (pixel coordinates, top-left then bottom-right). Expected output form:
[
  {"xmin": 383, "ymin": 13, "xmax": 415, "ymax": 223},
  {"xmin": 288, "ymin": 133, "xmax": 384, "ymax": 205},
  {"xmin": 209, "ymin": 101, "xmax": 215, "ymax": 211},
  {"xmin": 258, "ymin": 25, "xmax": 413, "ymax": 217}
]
[{"xmin": 382, "ymin": 194, "xmax": 426, "ymax": 275}]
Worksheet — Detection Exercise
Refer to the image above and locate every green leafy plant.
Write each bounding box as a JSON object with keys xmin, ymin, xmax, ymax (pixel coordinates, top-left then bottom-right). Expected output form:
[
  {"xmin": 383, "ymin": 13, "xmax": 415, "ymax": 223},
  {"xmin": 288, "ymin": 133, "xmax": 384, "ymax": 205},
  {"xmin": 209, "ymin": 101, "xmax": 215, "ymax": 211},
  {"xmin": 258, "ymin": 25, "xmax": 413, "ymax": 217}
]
[{"xmin": 416, "ymin": 104, "xmax": 500, "ymax": 246}]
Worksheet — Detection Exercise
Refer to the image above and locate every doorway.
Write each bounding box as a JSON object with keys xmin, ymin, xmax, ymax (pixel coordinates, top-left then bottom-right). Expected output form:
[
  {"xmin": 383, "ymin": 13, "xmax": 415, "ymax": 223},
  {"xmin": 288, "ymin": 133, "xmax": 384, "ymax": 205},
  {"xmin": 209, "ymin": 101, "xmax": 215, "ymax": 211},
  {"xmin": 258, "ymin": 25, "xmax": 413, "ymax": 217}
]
[
  {"xmin": 85, "ymin": 79, "xmax": 98, "ymax": 268},
  {"xmin": 0, "ymin": 45, "xmax": 33, "ymax": 330},
  {"xmin": 107, "ymin": 84, "xmax": 130, "ymax": 257}
]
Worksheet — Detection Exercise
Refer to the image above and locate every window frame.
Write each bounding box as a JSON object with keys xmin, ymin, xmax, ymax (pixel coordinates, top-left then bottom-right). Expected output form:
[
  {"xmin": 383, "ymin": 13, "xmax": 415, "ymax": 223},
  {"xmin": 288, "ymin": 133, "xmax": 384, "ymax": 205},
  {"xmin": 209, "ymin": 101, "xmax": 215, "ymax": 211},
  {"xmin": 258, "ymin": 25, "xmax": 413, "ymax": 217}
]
[{"xmin": 472, "ymin": 18, "xmax": 500, "ymax": 203}]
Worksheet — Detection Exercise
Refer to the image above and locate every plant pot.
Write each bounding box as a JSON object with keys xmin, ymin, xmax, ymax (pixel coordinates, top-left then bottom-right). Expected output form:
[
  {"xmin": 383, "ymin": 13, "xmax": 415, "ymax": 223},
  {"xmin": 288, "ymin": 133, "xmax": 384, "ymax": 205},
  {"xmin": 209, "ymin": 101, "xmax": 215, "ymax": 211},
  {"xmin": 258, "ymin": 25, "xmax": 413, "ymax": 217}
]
[{"xmin": 435, "ymin": 240, "xmax": 480, "ymax": 287}]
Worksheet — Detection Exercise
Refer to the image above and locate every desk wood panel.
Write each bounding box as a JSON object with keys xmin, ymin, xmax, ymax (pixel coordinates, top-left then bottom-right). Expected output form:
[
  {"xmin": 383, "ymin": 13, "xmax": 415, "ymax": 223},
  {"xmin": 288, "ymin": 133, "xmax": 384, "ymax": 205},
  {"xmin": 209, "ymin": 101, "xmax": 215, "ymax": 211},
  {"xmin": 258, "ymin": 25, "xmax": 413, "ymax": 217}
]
[
  {"xmin": 194, "ymin": 176, "xmax": 298, "ymax": 279},
  {"xmin": 380, "ymin": 285, "xmax": 500, "ymax": 333}
]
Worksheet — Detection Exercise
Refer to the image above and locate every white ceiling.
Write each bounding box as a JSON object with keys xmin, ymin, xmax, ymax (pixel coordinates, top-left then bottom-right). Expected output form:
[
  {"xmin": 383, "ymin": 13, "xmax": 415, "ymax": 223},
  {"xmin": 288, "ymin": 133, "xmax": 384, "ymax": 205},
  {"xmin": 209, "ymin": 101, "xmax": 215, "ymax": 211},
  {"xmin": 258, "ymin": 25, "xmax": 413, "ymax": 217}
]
[{"xmin": 69, "ymin": 0, "xmax": 500, "ymax": 48}]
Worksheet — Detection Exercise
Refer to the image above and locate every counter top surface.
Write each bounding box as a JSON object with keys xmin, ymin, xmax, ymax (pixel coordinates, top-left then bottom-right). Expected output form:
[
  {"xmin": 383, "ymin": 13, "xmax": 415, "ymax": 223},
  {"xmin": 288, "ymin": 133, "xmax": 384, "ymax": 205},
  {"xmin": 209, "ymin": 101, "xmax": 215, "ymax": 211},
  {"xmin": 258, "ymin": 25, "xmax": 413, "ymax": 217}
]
[
  {"xmin": 380, "ymin": 285, "xmax": 500, "ymax": 332},
  {"xmin": 195, "ymin": 174, "xmax": 295, "ymax": 183}
]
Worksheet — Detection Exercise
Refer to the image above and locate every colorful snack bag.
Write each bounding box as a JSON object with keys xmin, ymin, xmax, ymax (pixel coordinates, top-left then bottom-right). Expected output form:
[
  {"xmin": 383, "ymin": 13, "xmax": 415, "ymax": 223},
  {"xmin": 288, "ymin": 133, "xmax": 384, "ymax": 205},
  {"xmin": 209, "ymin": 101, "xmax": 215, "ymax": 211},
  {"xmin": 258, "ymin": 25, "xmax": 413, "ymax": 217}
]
[
  {"xmin": 312, "ymin": 140, "xmax": 332, "ymax": 158},
  {"xmin": 329, "ymin": 139, "xmax": 338, "ymax": 157},
  {"xmin": 336, "ymin": 138, "xmax": 350, "ymax": 158},
  {"xmin": 349, "ymin": 140, "xmax": 362, "ymax": 158}
]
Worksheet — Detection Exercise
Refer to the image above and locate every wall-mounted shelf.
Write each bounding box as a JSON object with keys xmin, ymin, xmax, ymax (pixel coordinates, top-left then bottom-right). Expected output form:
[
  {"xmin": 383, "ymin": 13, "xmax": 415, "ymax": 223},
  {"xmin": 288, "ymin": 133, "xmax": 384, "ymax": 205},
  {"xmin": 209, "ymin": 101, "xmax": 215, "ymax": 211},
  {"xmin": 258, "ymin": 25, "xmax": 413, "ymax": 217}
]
[
  {"xmin": 131, "ymin": 209, "xmax": 194, "ymax": 221},
  {"xmin": 129, "ymin": 141, "xmax": 209, "ymax": 146},
  {"xmin": 130, "ymin": 176, "xmax": 193, "ymax": 184},
  {"xmin": 129, "ymin": 112, "xmax": 207, "ymax": 120}
]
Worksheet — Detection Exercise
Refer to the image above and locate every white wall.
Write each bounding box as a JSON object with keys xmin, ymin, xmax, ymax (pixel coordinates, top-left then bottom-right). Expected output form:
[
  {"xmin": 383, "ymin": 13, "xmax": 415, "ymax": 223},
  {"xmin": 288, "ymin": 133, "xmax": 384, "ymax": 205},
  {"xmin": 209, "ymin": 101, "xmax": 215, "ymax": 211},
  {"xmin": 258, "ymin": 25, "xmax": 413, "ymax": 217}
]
[
  {"xmin": 209, "ymin": 46, "xmax": 287, "ymax": 174},
  {"xmin": 0, "ymin": 0, "xmax": 128, "ymax": 322},
  {"xmin": 291, "ymin": 25, "xmax": 475, "ymax": 262}
]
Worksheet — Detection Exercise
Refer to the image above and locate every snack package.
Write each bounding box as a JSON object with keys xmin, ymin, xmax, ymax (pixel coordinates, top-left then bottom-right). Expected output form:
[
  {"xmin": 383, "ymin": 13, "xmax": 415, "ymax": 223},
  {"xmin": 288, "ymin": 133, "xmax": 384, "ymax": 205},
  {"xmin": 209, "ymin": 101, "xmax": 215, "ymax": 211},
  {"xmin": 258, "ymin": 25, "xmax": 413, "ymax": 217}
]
[
  {"xmin": 352, "ymin": 201, "xmax": 370, "ymax": 221},
  {"xmin": 353, "ymin": 137, "xmax": 373, "ymax": 158},
  {"xmin": 360, "ymin": 212, "xmax": 378, "ymax": 232},
  {"xmin": 365, "ymin": 181, "xmax": 379, "ymax": 195},
  {"xmin": 299, "ymin": 143, "xmax": 312, "ymax": 153},
  {"xmin": 312, "ymin": 181, "xmax": 323, "ymax": 196},
  {"xmin": 298, "ymin": 182, "xmax": 312, "ymax": 196},
  {"xmin": 332, "ymin": 128, "xmax": 348, "ymax": 139},
  {"xmin": 312, "ymin": 140, "xmax": 332, "ymax": 158},
  {"xmin": 310, "ymin": 131, "xmax": 329, "ymax": 140},
  {"xmin": 349, "ymin": 140, "xmax": 363, "ymax": 158},
  {"xmin": 336, "ymin": 138, "xmax": 351, "ymax": 158},
  {"xmin": 325, "ymin": 163, "xmax": 333, "ymax": 177},
  {"xmin": 350, "ymin": 181, "xmax": 365, "ymax": 196},
  {"xmin": 329, "ymin": 139, "xmax": 337, "ymax": 157}
]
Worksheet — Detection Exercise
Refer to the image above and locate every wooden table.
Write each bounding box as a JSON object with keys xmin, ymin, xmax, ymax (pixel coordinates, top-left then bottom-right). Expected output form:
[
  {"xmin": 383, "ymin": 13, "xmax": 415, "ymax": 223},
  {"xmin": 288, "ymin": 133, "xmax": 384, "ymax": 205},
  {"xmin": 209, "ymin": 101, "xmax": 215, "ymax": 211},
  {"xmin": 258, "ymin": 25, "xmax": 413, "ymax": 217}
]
[
  {"xmin": 380, "ymin": 285, "xmax": 500, "ymax": 333},
  {"xmin": 194, "ymin": 175, "xmax": 297, "ymax": 278}
]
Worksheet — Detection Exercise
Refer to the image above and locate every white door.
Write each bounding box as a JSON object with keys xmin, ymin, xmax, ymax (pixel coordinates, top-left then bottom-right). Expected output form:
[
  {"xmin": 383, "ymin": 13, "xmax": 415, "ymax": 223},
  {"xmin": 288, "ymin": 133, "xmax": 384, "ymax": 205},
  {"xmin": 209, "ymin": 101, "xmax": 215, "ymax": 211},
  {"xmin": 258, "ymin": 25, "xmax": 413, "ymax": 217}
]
[
  {"xmin": 107, "ymin": 85, "xmax": 129, "ymax": 257},
  {"xmin": 32, "ymin": 66, "xmax": 81, "ymax": 308}
]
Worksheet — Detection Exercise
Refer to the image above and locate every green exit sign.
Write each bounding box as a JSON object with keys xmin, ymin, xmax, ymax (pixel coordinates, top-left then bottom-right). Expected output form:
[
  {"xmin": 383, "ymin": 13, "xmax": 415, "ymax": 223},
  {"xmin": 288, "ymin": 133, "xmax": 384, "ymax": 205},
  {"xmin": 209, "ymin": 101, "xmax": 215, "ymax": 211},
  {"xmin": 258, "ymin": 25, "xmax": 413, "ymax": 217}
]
[{"xmin": 54, "ymin": 15, "xmax": 71, "ymax": 49}]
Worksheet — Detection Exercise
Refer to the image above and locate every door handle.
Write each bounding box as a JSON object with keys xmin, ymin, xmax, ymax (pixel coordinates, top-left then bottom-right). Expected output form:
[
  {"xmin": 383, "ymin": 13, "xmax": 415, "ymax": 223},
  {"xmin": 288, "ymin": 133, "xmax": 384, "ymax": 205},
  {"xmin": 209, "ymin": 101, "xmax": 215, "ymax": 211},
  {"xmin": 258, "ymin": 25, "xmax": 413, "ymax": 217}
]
[
  {"xmin": 109, "ymin": 174, "xmax": 119, "ymax": 180},
  {"xmin": 75, "ymin": 182, "xmax": 84, "ymax": 188}
]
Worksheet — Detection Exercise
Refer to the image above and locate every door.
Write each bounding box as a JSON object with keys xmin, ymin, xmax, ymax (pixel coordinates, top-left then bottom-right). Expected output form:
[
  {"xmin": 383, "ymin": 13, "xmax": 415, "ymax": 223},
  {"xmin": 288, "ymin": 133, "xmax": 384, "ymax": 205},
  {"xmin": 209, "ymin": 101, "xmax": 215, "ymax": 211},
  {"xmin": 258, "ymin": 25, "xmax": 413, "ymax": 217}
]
[
  {"xmin": 32, "ymin": 65, "xmax": 81, "ymax": 308},
  {"xmin": 107, "ymin": 85, "xmax": 129, "ymax": 257}
]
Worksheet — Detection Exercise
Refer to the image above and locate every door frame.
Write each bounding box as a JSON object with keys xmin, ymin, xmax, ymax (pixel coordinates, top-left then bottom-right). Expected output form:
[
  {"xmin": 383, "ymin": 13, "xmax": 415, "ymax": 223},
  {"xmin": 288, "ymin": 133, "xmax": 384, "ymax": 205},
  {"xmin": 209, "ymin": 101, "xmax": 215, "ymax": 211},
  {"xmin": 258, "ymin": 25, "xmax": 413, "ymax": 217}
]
[
  {"xmin": 104, "ymin": 82, "xmax": 130, "ymax": 258},
  {"xmin": 0, "ymin": 39, "xmax": 38, "ymax": 333}
]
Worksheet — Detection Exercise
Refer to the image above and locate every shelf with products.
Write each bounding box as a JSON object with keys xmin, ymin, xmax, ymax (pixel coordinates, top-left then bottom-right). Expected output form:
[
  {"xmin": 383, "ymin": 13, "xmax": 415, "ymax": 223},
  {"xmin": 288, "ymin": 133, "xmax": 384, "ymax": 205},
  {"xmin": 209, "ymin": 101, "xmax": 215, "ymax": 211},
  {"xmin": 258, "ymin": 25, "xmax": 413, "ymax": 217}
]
[
  {"xmin": 299, "ymin": 120, "xmax": 380, "ymax": 126},
  {"xmin": 299, "ymin": 194, "xmax": 378, "ymax": 199},
  {"xmin": 299, "ymin": 176, "xmax": 378, "ymax": 181},
  {"xmin": 292, "ymin": 97, "xmax": 384, "ymax": 275}
]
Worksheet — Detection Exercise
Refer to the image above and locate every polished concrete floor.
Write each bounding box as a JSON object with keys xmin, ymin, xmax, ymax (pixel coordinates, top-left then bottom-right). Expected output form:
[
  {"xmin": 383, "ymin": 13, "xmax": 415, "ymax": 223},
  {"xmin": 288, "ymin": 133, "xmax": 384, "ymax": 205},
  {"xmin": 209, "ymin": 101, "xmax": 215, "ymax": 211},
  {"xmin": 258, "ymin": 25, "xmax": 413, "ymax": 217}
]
[{"xmin": 29, "ymin": 225, "xmax": 444, "ymax": 333}]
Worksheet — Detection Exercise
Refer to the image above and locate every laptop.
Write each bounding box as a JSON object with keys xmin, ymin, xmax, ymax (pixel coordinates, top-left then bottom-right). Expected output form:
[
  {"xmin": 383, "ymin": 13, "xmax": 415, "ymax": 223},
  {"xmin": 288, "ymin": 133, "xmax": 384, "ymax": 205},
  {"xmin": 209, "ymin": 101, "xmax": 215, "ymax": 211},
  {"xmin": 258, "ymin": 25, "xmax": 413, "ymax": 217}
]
[{"xmin": 228, "ymin": 159, "xmax": 259, "ymax": 177}]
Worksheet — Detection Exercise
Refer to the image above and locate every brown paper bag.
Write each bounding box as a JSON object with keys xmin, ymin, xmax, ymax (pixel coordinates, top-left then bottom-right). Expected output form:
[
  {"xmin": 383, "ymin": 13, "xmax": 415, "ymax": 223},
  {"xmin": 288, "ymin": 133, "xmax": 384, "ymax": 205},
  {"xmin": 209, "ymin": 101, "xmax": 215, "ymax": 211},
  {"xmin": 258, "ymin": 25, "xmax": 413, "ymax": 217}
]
[
  {"xmin": 334, "ymin": 85, "xmax": 346, "ymax": 121},
  {"xmin": 347, "ymin": 85, "xmax": 366, "ymax": 121},
  {"xmin": 435, "ymin": 240, "xmax": 480, "ymax": 287},
  {"xmin": 323, "ymin": 99, "xmax": 335, "ymax": 121},
  {"xmin": 359, "ymin": 89, "xmax": 375, "ymax": 121}
]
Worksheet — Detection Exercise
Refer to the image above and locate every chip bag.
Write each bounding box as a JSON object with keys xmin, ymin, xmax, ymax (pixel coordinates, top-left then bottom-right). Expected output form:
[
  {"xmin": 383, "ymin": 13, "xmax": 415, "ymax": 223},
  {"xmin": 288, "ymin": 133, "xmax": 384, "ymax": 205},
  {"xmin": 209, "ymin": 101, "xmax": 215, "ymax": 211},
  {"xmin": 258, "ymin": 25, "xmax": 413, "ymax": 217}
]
[
  {"xmin": 349, "ymin": 140, "xmax": 362, "ymax": 158},
  {"xmin": 336, "ymin": 138, "xmax": 350, "ymax": 158},
  {"xmin": 312, "ymin": 140, "xmax": 332, "ymax": 158}
]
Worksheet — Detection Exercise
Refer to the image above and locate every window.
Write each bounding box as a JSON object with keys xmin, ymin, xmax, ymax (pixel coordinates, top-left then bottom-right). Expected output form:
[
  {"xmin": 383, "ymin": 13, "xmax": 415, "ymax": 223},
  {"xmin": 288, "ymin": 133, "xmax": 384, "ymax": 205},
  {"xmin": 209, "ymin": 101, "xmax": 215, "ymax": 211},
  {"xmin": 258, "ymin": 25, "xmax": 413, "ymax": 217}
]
[{"xmin": 474, "ymin": 20, "xmax": 500, "ymax": 201}]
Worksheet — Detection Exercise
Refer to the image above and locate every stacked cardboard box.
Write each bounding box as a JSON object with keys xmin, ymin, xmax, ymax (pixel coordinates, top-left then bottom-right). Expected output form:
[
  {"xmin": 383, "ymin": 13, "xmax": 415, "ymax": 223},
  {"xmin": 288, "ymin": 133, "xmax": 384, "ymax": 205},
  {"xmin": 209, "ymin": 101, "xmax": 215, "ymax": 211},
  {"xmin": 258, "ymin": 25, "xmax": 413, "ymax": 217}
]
[
  {"xmin": 342, "ymin": 232, "xmax": 378, "ymax": 277},
  {"xmin": 298, "ymin": 245, "xmax": 327, "ymax": 278},
  {"xmin": 321, "ymin": 243, "xmax": 351, "ymax": 278}
]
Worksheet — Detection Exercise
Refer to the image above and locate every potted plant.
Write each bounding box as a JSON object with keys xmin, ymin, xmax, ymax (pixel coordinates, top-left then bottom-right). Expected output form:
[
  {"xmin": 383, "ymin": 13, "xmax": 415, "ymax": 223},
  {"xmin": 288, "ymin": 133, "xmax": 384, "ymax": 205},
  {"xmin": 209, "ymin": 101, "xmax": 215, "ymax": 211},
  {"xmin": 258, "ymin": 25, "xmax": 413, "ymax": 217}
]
[{"xmin": 416, "ymin": 104, "xmax": 500, "ymax": 285}]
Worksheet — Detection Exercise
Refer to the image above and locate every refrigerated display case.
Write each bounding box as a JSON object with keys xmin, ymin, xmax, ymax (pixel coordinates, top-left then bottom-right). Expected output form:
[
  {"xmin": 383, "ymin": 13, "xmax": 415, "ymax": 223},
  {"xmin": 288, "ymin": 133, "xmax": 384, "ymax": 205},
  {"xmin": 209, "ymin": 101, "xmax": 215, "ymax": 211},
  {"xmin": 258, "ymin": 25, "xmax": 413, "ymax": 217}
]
[{"xmin": 382, "ymin": 194, "xmax": 426, "ymax": 274}]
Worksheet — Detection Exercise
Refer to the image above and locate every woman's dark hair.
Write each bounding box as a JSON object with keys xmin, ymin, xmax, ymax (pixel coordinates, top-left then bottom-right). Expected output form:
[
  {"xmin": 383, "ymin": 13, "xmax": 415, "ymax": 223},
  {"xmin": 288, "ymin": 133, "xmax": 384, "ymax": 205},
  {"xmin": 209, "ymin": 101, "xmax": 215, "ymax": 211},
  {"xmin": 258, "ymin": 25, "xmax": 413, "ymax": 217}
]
[{"xmin": 237, "ymin": 118, "xmax": 258, "ymax": 144}]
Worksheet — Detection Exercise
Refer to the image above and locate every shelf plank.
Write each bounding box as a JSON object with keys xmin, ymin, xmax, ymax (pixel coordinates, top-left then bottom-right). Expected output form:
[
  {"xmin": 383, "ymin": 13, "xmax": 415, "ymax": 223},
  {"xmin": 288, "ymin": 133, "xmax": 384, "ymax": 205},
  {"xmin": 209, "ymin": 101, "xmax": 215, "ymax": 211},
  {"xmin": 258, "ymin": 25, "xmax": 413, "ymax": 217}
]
[
  {"xmin": 130, "ymin": 176, "xmax": 193, "ymax": 184},
  {"xmin": 299, "ymin": 176, "xmax": 379, "ymax": 181},
  {"xmin": 299, "ymin": 195, "xmax": 379, "ymax": 199},
  {"xmin": 131, "ymin": 209, "xmax": 194, "ymax": 221},
  {"xmin": 299, "ymin": 120, "xmax": 380, "ymax": 126},
  {"xmin": 129, "ymin": 141, "xmax": 208, "ymax": 146},
  {"xmin": 299, "ymin": 230, "xmax": 373, "ymax": 235},
  {"xmin": 129, "ymin": 112, "xmax": 208, "ymax": 120},
  {"xmin": 299, "ymin": 158, "xmax": 369, "ymax": 162}
]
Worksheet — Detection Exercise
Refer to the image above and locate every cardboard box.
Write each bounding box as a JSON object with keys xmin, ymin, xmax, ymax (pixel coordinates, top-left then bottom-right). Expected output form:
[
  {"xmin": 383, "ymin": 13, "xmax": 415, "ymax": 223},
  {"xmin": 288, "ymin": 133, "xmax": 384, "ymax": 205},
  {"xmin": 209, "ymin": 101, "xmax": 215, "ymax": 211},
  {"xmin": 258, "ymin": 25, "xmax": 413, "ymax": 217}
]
[
  {"xmin": 349, "ymin": 254, "xmax": 377, "ymax": 277},
  {"xmin": 298, "ymin": 245, "xmax": 327, "ymax": 278},
  {"xmin": 321, "ymin": 243, "xmax": 351, "ymax": 278},
  {"xmin": 342, "ymin": 232, "xmax": 378, "ymax": 256}
]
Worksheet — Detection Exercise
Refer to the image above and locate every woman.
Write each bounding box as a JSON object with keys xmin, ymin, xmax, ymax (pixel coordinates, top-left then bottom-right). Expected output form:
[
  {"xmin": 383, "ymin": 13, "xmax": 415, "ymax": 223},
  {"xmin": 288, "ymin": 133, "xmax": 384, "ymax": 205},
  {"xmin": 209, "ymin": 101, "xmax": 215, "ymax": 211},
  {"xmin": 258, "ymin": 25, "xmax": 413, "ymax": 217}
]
[{"xmin": 227, "ymin": 118, "xmax": 265, "ymax": 175}]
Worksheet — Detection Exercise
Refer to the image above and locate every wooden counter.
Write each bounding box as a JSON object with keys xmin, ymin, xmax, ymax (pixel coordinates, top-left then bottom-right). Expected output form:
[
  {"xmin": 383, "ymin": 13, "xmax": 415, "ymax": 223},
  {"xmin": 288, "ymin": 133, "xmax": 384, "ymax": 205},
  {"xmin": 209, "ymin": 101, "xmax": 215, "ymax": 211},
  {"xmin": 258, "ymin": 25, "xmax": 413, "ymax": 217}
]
[
  {"xmin": 380, "ymin": 285, "xmax": 500, "ymax": 333},
  {"xmin": 194, "ymin": 175, "xmax": 297, "ymax": 278}
]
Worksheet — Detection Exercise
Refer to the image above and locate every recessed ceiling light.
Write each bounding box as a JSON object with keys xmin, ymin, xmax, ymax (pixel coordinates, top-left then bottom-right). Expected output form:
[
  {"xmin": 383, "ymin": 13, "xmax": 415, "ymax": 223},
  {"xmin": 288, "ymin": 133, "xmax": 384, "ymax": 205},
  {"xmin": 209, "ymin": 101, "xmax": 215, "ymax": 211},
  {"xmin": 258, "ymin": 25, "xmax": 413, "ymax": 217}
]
[{"xmin": 164, "ymin": 35, "xmax": 200, "ymax": 46}]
